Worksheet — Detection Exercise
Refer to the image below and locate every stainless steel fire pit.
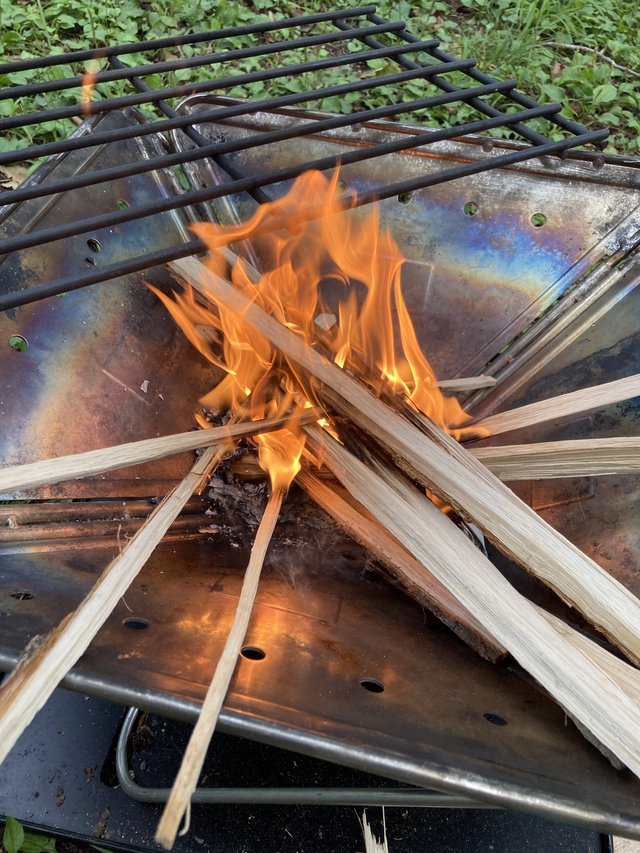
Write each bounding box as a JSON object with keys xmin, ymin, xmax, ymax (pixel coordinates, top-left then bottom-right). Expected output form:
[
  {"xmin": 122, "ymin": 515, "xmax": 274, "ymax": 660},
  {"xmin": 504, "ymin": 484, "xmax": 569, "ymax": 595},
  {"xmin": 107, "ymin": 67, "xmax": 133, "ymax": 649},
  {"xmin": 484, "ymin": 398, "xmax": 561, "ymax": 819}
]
[{"xmin": 1, "ymin": 5, "xmax": 640, "ymax": 839}]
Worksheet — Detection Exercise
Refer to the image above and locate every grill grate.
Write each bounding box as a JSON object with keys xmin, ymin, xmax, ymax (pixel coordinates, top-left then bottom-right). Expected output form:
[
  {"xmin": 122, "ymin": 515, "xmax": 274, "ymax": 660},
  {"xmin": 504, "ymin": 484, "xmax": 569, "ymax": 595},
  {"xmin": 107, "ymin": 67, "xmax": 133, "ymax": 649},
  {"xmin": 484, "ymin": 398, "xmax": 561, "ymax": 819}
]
[{"xmin": 0, "ymin": 5, "xmax": 608, "ymax": 311}]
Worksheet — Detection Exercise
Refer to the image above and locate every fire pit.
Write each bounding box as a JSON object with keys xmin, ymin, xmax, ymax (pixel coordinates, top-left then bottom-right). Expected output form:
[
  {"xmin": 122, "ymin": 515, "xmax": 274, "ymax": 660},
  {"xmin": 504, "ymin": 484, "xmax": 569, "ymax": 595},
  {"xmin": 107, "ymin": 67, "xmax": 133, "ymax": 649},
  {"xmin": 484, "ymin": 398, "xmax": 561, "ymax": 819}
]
[{"xmin": 2, "ymin": 5, "xmax": 640, "ymax": 843}]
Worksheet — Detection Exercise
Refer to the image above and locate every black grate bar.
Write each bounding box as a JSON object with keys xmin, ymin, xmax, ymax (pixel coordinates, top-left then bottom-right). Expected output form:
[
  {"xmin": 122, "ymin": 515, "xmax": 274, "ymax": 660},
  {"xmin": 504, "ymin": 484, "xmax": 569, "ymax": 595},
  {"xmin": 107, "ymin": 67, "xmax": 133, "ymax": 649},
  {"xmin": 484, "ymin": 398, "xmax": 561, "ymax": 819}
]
[
  {"xmin": 0, "ymin": 40, "xmax": 440, "ymax": 135},
  {"xmin": 0, "ymin": 124, "xmax": 607, "ymax": 314},
  {"xmin": 0, "ymin": 20, "xmax": 408, "ymax": 103},
  {"xmin": 0, "ymin": 53, "xmax": 474, "ymax": 168},
  {"xmin": 0, "ymin": 6, "xmax": 378, "ymax": 76},
  {"xmin": 0, "ymin": 239, "xmax": 206, "ymax": 309},
  {"xmin": 367, "ymin": 12, "xmax": 595, "ymax": 142},
  {"xmin": 0, "ymin": 103, "xmax": 568, "ymax": 260},
  {"xmin": 2, "ymin": 61, "xmax": 492, "ymax": 208},
  {"xmin": 108, "ymin": 56, "xmax": 272, "ymax": 208},
  {"xmin": 336, "ymin": 16, "xmax": 552, "ymax": 148}
]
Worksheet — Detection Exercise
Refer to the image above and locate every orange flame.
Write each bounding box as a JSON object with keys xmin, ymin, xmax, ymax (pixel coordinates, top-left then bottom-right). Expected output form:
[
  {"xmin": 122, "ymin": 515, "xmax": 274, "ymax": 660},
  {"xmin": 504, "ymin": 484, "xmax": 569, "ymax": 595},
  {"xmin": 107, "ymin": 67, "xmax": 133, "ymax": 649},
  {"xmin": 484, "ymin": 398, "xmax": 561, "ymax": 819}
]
[
  {"xmin": 80, "ymin": 60, "xmax": 101, "ymax": 114},
  {"xmin": 156, "ymin": 170, "xmax": 476, "ymax": 487}
]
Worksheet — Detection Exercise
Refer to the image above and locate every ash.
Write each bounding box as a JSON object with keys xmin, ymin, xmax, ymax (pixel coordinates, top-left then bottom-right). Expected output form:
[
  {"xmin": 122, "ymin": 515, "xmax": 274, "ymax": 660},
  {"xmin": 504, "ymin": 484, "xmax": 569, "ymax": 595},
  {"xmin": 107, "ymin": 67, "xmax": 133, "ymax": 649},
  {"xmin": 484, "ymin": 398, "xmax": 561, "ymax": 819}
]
[
  {"xmin": 204, "ymin": 454, "xmax": 380, "ymax": 590},
  {"xmin": 208, "ymin": 477, "xmax": 268, "ymax": 529}
]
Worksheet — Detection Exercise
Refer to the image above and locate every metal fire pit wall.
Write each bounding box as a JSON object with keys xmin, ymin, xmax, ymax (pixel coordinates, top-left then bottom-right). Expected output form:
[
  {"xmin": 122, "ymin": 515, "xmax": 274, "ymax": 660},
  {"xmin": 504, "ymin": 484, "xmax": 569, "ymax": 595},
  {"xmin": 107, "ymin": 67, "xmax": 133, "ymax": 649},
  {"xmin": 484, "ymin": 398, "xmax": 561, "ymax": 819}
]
[{"xmin": 2, "ymin": 6, "xmax": 640, "ymax": 841}]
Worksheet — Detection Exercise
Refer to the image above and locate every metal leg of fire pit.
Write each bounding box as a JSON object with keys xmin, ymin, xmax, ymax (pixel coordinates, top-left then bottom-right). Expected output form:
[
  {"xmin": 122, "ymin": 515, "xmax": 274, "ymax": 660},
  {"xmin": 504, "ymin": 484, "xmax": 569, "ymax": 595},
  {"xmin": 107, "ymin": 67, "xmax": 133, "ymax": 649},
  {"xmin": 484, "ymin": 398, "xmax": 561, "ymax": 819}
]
[
  {"xmin": 0, "ymin": 688, "xmax": 613, "ymax": 852},
  {"xmin": 115, "ymin": 707, "xmax": 490, "ymax": 807}
]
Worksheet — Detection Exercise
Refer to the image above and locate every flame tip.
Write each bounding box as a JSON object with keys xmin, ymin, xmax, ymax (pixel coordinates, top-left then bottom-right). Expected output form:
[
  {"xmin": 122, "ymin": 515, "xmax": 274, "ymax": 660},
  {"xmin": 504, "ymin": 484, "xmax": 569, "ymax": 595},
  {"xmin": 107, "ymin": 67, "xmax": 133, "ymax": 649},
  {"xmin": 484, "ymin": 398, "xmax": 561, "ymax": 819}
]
[{"xmin": 151, "ymin": 168, "xmax": 469, "ymax": 488}]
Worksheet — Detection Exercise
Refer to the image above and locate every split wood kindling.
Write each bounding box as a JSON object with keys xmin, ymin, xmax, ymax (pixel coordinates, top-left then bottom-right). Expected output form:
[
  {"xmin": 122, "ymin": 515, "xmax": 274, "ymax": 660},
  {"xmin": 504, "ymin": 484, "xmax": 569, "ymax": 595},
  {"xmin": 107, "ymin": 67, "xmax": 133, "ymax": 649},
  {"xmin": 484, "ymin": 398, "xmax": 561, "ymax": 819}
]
[
  {"xmin": 144, "ymin": 254, "xmax": 640, "ymax": 842},
  {"xmin": 0, "ymin": 410, "xmax": 320, "ymax": 495},
  {"xmin": 301, "ymin": 425, "xmax": 640, "ymax": 772},
  {"xmin": 0, "ymin": 441, "xmax": 227, "ymax": 766},
  {"xmin": 173, "ymin": 255, "xmax": 640, "ymax": 666},
  {"xmin": 0, "ymin": 407, "xmax": 309, "ymax": 767},
  {"xmin": 1, "ymin": 247, "xmax": 640, "ymax": 850},
  {"xmin": 295, "ymin": 466, "xmax": 506, "ymax": 662},
  {"xmin": 155, "ymin": 486, "xmax": 286, "ymax": 846}
]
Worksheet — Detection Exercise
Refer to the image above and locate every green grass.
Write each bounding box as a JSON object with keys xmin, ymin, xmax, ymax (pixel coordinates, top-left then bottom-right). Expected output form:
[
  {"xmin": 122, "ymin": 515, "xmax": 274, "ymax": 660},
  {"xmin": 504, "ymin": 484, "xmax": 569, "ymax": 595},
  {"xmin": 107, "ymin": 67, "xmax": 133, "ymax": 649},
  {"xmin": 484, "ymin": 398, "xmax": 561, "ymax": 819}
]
[{"xmin": 0, "ymin": 0, "xmax": 639, "ymax": 156}]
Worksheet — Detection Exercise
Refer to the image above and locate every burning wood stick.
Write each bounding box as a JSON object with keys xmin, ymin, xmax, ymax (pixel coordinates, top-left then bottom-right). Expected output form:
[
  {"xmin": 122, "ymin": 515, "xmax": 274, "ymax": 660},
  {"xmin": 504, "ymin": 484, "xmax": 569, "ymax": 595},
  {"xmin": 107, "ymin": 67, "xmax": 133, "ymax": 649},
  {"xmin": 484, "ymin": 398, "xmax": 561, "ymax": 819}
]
[
  {"xmin": 470, "ymin": 437, "xmax": 640, "ymax": 479},
  {"xmin": 234, "ymin": 437, "xmax": 640, "ymax": 483},
  {"xmin": 473, "ymin": 374, "xmax": 640, "ymax": 437},
  {"xmin": 171, "ymin": 255, "xmax": 640, "ymax": 665},
  {"xmin": 296, "ymin": 467, "xmax": 506, "ymax": 662},
  {"xmin": 0, "ymin": 442, "xmax": 225, "ymax": 766},
  {"xmin": 305, "ymin": 425, "xmax": 640, "ymax": 777},
  {"xmin": 155, "ymin": 486, "xmax": 285, "ymax": 849},
  {"xmin": 0, "ymin": 411, "xmax": 318, "ymax": 495}
]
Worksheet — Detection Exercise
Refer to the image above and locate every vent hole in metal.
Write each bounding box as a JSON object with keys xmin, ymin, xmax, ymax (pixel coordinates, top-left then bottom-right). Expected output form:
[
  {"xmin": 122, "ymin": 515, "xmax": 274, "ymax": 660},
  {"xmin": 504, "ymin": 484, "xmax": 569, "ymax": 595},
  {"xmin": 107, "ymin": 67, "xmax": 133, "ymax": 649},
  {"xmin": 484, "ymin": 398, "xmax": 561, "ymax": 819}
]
[
  {"xmin": 117, "ymin": 199, "xmax": 130, "ymax": 209},
  {"xmin": 123, "ymin": 617, "xmax": 149, "ymax": 630},
  {"xmin": 463, "ymin": 202, "xmax": 479, "ymax": 216},
  {"xmin": 360, "ymin": 678, "xmax": 385, "ymax": 694},
  {"xmin": 483, "ymin": 711, "xmax": 508, "ymax": 726},
  {"xmin": 397, "ymin": 192, "xmax": 412, "ymax": 205},
  {"xmin": 240, "ymin": 646, "xmax": 266, "ymax": 661},
  {"xmin": 10, "ymin": 590, "xmax": 34, "ymax": 600},
  {"xmin": 9, "ymin": 335, "xmax": 28, "ymax": 352},
  {"xmin": 86, "ymin": 238, "xmax": 102, "ymax": 253},
  {"xmin": 531, "ymin": 212, "xmax": 547, "ymax": 227}
]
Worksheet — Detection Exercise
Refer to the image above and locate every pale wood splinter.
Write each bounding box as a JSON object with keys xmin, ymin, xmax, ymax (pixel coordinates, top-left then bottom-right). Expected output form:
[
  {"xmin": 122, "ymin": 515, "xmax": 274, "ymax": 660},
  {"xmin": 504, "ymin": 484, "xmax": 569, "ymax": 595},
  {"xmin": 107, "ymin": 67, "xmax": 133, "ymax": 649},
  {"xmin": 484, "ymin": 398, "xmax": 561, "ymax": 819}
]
[
  {"xmin": 155, "ymin": 487, "xmax": 285, "ymax": 849},
  {"xmin": 470, "ymin": 436, "xmax": 640, "ymax": 480},
  {"xmin": 0, "ymin": 411, "xmax": 319, "ymax": 495},
  {"xmin": 473, "ymin": 374, "xmax": 640, "ymax": 437}
]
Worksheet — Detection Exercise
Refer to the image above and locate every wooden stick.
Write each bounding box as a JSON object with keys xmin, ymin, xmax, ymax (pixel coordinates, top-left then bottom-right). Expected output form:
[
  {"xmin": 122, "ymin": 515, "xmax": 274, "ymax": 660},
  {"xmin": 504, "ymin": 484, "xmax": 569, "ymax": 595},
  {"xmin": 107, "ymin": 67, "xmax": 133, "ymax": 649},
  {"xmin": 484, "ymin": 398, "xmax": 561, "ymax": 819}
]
[
  {"xmin": 532, "ymin": 605, "xmax": 640, "ymax": 768},
  {"xmin": 470, "ymin": 437, "xmax": 640, "ymax": 480},
  {"xmin": 362, "ymin": 812, "xmax": 389, "ymax": 853},
  {"xmin": 437, "ymin": 375, "xmax": 496, "ymax": 392},
  {"xmin": 172, "ymin": 256, "xmax": 640, "ymax": 665},
  {"xmin": 0, "ymin": 411, "xmax": 319, "ymax": 495},
  {"xmin": 235, "ymin": 439, "xmax": 640, "ymax": 483},
  {"xmin": 474, "ymin": 374, "xmax": 640, "ymax": 437},
  {"xmin": 305, "ymin": 426, "xmax": 640, "ymax": 778},
  {"xmin": 155, "ymin": 487, "xmax": 284, "ymax": 849},
  {"xmin": 296, "ymin": 467, "xmax": 506, "ymax": 662},
  {"xmin": 0, "ymin": 443, "xmax": 225, "ymax": 766},
  {"xmin": 535, "ymin": 604, "xmax": 640, "ymax": 697}
]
